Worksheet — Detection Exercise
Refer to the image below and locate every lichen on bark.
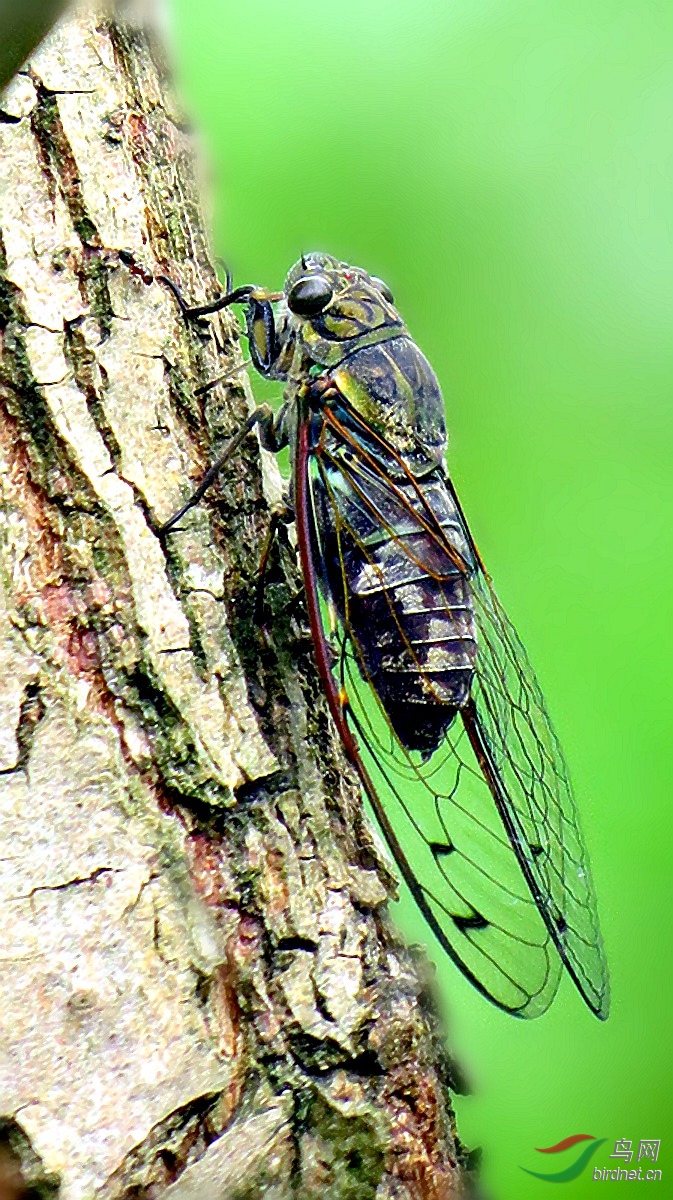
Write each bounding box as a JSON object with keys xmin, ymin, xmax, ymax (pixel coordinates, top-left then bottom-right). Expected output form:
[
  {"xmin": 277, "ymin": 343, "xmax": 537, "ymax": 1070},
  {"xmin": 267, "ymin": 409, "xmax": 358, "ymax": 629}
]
[{"xmin": 0, "ymin": 5, "xmax": 474, "ymax": 1198}]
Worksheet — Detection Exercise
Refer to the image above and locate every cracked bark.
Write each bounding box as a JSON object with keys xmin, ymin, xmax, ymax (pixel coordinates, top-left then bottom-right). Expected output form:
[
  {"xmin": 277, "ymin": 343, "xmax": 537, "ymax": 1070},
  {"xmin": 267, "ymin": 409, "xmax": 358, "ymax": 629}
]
[{"xmin": 0, "ymin": 5, "xmax": 475, "ymax": 1199}]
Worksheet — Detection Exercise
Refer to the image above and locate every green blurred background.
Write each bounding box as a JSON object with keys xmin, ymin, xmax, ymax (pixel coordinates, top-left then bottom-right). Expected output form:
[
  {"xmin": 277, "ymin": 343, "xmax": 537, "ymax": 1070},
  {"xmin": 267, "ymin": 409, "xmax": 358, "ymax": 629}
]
[{"xmin": 168, "ymin": 2, "xmax": 672, "ymax": 1196}]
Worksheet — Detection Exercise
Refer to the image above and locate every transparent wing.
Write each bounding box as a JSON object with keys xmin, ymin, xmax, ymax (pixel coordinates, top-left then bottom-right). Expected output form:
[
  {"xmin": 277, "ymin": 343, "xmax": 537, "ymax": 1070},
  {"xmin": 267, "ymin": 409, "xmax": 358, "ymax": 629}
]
[
  {"xmin": 468, "ymin": 571, "xmax": 609, "ymax": 1016},
  {"xmin": 306, "ymin": 399, "xmax": 608, "ymax": 1018}
]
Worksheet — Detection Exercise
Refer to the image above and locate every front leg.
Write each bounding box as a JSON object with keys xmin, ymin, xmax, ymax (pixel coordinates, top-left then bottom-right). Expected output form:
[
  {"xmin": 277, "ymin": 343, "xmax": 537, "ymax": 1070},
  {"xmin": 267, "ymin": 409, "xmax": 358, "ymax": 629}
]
[{"xmin": 159, "ymin": 275, "xmax": 283, "ymax": 377}]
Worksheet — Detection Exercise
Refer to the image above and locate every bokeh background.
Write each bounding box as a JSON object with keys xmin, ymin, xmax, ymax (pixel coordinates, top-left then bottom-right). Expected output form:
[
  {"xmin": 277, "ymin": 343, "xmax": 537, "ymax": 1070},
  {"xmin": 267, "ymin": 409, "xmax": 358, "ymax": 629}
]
[{"xmin": 167, "ymin": 2, "xmax": 672, "ymax": 1196}]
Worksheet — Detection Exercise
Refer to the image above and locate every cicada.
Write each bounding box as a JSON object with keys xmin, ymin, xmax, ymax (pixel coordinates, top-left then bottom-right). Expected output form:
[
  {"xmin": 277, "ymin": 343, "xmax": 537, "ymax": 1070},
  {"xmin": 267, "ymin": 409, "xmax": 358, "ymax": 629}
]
[{"xmin": 160, "ymin": 252, "xmax": 609, "ymax": 1019}]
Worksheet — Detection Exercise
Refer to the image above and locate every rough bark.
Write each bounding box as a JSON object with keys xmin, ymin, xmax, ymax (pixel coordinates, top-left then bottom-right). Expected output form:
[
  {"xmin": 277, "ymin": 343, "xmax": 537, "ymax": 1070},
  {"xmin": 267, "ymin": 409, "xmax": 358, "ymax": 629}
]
[{"xmin": 0, "ymin": 6, "xmax": 474, "ymax": 1198}]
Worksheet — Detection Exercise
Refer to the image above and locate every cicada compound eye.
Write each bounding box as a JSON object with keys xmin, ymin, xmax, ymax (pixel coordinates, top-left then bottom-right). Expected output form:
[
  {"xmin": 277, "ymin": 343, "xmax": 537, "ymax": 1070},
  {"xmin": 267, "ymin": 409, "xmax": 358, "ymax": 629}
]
[{"xmin": 287, "ymin": 274, "xmax": 334, "ymax": 316}]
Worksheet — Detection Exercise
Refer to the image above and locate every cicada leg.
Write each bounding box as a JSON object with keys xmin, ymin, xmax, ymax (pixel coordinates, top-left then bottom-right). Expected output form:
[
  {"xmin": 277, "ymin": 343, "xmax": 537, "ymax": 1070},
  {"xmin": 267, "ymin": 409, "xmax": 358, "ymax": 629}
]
[
  {"xmin": 254, "ymin": 501, "xmax": 295, "ymax": 631},
  {"xmin": 158, "ymin": 404, "xmax": 288, "ymax": 537},
  {"xmin": 158, "ymin": 275, "xmax": 283, "ymax": 376},
  {"xmin": 193, "ymin": 362, "xmax": 250, "ymax": 398},
  {"xmin": 158, "ymin": 274, "xmax": 257, "ymax": 319}
]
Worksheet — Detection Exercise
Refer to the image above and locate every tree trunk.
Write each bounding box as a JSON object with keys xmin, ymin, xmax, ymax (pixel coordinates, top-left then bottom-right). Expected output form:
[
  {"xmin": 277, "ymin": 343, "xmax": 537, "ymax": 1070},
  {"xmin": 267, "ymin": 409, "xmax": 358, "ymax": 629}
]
[{"xmin": 0, "ymin": 5, "xmax": 473, "ymax": 1198}]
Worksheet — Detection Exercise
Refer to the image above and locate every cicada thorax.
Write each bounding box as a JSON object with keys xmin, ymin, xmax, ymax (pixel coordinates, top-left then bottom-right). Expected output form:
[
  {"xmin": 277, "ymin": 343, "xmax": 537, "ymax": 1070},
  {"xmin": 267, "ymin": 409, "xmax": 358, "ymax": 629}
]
[{"xmin": 309, "ymin": 335, "xmax": 479, "ymax": 761}]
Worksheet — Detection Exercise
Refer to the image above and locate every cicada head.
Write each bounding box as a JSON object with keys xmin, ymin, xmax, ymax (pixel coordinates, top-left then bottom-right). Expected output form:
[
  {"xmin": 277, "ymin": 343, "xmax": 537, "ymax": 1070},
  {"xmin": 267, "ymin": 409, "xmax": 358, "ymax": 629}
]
[{"xmin": 282, "ymin": 253, "xmax": 406, "ymax": 368}]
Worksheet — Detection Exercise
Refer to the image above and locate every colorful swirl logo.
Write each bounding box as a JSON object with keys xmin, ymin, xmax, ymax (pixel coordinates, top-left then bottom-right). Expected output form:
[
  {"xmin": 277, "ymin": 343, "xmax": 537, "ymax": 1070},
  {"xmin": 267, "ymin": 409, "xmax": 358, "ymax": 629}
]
[{"xmin": 520, "ymin": 1134, "xmax": 606, "ymax": 1182}]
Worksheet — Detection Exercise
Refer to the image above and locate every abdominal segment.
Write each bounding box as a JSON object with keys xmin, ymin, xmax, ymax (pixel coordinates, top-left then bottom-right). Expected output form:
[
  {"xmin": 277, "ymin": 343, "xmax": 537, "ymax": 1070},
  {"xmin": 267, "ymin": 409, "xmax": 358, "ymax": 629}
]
[
  {"xmin": 347, "ymin": 562, "xmax": 477, "ymax": 759},
  {"xmin": 316, "ymin": 443, "xmax": 478, "ymax": 760}
]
